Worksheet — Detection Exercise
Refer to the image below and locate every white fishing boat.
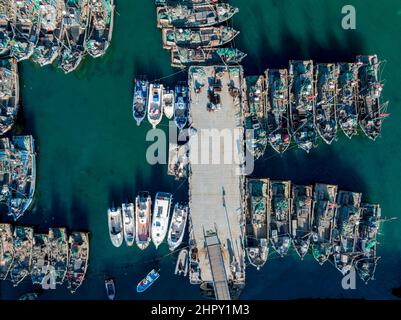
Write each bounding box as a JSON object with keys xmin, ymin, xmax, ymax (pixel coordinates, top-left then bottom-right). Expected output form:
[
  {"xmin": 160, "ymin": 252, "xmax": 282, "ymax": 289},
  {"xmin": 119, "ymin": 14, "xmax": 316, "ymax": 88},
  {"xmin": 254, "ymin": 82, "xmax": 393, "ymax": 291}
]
[
  {"xmin": 122, "ymin": 202, "xmax": 135, "ymax": 246},
  {"xmin": 108, "ymin": 207, "xmax": 123, "ymax": 248},
  {"xmin": 147, "ymin": 82, "xmax": 164, "ymax": 129},
  {"xmin": 135, "ymin": 192, "xmax": 152, "ymax": 250},
  {"xmin": 167, "ymin": 203, "xmax": 188, "ymax": 251},
  {"xmin": 175, "ymin": 249, "xmax": 189, "ymax": 277},
  {"xmin": 151, "ymin": 192, "xmax": 173, "ymax": 249},
  {"xmin": 162, "ymin": 88, "xmax": 174, "ymax": 119}
]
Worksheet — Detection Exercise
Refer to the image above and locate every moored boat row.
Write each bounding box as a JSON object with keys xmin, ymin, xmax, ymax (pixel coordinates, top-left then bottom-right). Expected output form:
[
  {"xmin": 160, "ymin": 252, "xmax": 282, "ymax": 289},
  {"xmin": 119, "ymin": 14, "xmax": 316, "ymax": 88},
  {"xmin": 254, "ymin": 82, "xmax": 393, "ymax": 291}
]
[
  {"xmin": 245, "ymin": 55, "xmax": 388, "ymax": 157},
  {"xmin": 155, "ymin": 1, "xmax": 246, "ymax": 68},
  {"xmin": 244, "ymin": 178, "xmax": 385, "ymax": 283},
  {"xmin": 108, "ymin": 192, "xmax": 188, "ymax": 251},
  {"xmin": 132, "ymin": 78, "xmax": 189, "ymax": 130},
  {"xmin": 0, "ymin": 224, "xmax": 89, "ymax": 292},
  {"xmin": 0, "ymin": 0, "xmax": 115, "ymax": 73}
]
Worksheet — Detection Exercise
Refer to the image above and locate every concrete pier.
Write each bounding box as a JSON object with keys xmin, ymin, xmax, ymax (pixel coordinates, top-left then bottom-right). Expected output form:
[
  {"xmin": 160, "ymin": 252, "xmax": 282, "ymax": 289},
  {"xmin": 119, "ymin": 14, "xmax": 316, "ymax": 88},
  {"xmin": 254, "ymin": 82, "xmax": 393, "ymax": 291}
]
[{"xmin": 188, "ymin": 66, "xmax": 246, "ymax": 298}]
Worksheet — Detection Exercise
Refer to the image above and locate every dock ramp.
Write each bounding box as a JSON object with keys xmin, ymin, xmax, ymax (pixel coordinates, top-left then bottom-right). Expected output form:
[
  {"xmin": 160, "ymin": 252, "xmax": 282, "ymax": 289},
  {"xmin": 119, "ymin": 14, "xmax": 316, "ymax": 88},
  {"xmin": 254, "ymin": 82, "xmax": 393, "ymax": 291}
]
[{"xmin": 205, "ymin": 233, "xmax": 231, "ymax": 300}]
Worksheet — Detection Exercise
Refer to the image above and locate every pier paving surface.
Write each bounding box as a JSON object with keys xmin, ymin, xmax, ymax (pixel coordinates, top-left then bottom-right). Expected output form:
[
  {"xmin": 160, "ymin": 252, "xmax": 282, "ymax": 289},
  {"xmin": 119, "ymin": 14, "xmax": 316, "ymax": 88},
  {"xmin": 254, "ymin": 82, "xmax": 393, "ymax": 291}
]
[{"xmin": 188, "ymin": 66, "xmax": 246, "ymax": 286}]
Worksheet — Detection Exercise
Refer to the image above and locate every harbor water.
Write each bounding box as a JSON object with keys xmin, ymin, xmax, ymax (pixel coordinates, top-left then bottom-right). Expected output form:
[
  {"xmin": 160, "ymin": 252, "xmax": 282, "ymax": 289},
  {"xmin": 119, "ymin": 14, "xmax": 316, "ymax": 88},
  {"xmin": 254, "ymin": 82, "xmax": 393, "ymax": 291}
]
[{"xmin": 1, "ymin": 0, "xmax": 401, "ymax": 299}]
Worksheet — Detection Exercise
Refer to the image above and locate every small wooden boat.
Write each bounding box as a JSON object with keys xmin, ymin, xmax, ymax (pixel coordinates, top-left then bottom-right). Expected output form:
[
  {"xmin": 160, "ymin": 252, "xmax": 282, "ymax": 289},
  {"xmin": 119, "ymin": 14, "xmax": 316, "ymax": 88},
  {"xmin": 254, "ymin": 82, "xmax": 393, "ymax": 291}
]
[
  {"xmin": 167, "ymin": 203, "xmax": 188, "ymax": 251},
  {"xmin": 105, "ymin": 278, "xmax": 115, "ymax": 300},
  {"xmin": 135, "ymin": 191, "xmax": 152, "ymax": 250},
  {"xmin": 175, "ymin": 249, "xmax": 189, "ymax": 276},
  {"xmin": 122, "ymin": 202, "xmax": 135, "ymax": 246},
  {"xmin": 108, "ymin": 207, "xmax": 123, "ymax": 248},
  {"xmin": 136, "ymin": 269, "xmax": 160, "ymax": 293}
]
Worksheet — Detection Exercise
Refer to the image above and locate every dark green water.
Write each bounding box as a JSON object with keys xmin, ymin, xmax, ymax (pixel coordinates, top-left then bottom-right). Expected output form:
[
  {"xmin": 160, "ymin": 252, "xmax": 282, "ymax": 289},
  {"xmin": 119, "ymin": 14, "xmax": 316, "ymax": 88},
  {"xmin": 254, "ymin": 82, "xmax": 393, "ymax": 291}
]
[{"xmin": 1, "ymin": 0, "xmax": 401, "ymax": 300}]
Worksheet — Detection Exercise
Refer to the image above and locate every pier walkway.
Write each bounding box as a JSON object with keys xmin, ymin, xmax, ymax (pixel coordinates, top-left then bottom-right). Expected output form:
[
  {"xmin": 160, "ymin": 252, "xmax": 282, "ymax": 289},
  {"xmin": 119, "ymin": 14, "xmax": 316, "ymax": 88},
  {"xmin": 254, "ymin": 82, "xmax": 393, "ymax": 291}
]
[
  {"xmin": 205, "ymin": 233, "xmax": 231, "ymax": 300},
  {"xmin": 188, "ymin": 66, "xmax": 246, "ymax": 296}
]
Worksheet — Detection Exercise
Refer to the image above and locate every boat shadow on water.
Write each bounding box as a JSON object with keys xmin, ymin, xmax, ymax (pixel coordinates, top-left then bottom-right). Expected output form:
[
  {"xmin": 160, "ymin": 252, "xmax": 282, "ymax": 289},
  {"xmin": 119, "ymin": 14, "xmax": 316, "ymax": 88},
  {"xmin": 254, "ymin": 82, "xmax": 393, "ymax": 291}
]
[
  {"xmin": 251, "ymin": 146, "xmax": 369, "ymax": 198},
  {"xmin": 235, "ymin": 3, "xmax": 366, "ymax": 75}
]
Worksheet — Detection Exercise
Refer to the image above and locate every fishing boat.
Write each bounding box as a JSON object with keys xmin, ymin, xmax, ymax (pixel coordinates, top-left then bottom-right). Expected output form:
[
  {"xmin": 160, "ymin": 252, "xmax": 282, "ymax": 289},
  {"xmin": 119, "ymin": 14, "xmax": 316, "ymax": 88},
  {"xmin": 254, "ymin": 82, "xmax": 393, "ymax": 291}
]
[
  {"xmin": 171, "ymin": 47, "xmax": 246, "ymax": 68},
  {"xmin": 332, "ymin": 191, "xmax": 362, "ymax": 275},
  {"xmin": 337, "ymin": 63, "xmax": 359, "ymax": 138},
  {"xmin": 266, "ymin": 69, "xmax": 291, "ymax": 154},
  {"xmin": 8, "ymin": 135, "xmax": 36, "ymax": 221},
  {"xmin": 31, "ymin": 0, "xmax": 64, "ymax": 67},
  {"xmin": 314, "ymin": 63, "xmax": 338, "ymax": 144},
  {"xmin": 245, "ymin": 178, "xmax": 270, "ymax": 270},
  {"xmin": 188, "ymin": 223, "xmax": 200, "ymax": 284},
  {"xmin": 8, "ymin": 0, "xmax": 41, "ymax": 61},
  {"xmin": 355, "ymin": 203, "xmax": 381, "ymax": 283},
  {"xmin": 175, "ymin": 248, "xmax": 188, "ymax": 276},
  {"xmin": 136, "ymin": 269, "xmax": 160, "ymax": 293},
  {"xmin": 244, "ymin": 75, "xmax": 267, "ymax": 160},
  {"xmin": 86, "ymin": 0, "xmax": 114, "ymax": 58},
  {"xmin": 135, "ymin": 191, "xmax": 152, "ymax": 250},
  {"xmin": 151, "ymin": 192, "xmax": 173, "ymax": 249},
  {"xmin": 66, "ymin": 231, "xmax": 89, "ymax": 293},
  {"xmin": 133, "ymin": 78, "xmax": 149, "ymax": 125},
  {"xmin": 246, "ymin": 75, "xmax": 265, "ymax": 118},
  {"xmin": 167, "ymin": 203, "xmax": 188, "ymax": 251},
  {"xmin": 105, "ymin": 278, "xmax": 115, "ymax": 300},
  {"xmin": 147, "ymin": 82, "xmax": 164, "ymax": 129},
  {"xmin": 174, "ymin": 83, "xmax": 189, "ymax": 130},
  {"xmin": 0, "ymin": 2, "xmax": 11, "ymax": 55},
  {"xmin": 290, "ymin": 185, "xmax": 314, "ymax": 260},
  {"xmin": 108, "ymin": 206, "xmax": 123, "ymax": 248},
  {"xmin": 156, "ymin": 3, "xmax": 238, "ymax": 29},
  {"xmin": 244, "ymin": 115, "xmax": 267, "ymax": 160},
  {"xmin": 58, "ymin": 0, "xmax": 90, "ymax": 74},
  {"xmin": 311, "ymin": 184, "xmax": 338, "ymax": 265},
  {"xmin": 122, "ymin": 202, "xmax": 135, "ymax": 246},
  {"xmin": 0, "ymin": 57, "xmax": 19, "ymax": 136},
  {"xmin": 162, "ymin": 87, "xmax": 174, "ymax": 119},
  {"xmin": 10, "ymin": 226, "xmax": 33, "ymax": 286},
  {"xmin": 0, "ymin": 223, "xmax": 14, "ymax": 280},
  {"xmin": 269, "ymin": 180, "xmax": 291, "ymax": 257},
  {"xmin": 30, "ymin": 233, "xmax": 49, "ymax": 286},
  {"xmin": 162, "ymin": 25, "xmax": 239, "ymax": 49},
  {"xmin": 289, "ymin": 60, "xmax": 317, "ymax": 153},
  {"xmin": 48, "ymin": 227, "xmax": 69, "ymax": 285},
  {"xmin": 357, "ymin": 55, "xmax": 388, "ymax": 141}
]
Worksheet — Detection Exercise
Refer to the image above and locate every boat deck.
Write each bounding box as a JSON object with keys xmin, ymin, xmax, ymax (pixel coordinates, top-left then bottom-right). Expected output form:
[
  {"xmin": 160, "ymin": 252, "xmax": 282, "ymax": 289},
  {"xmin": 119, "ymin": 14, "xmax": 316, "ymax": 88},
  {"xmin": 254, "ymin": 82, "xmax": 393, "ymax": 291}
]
[{"xmin": 188, "ymin": 66, "xmax": 246, "ymax": 289}]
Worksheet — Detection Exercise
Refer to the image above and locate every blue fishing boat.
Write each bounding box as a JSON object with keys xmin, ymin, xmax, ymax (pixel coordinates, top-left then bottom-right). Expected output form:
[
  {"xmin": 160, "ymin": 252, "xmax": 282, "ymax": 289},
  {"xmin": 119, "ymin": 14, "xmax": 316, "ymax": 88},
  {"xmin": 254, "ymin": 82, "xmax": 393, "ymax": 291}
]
[
  {"xmin": 174, "ymin": 83, "xmax": 189, "ymax": 130},
  {"xmin": 133, "ymin": 78, "xmax": 149, "ymax": 126},
  {"xmin": 136, "ymin": 269, "xmax": 160, "ymax": 293}
]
